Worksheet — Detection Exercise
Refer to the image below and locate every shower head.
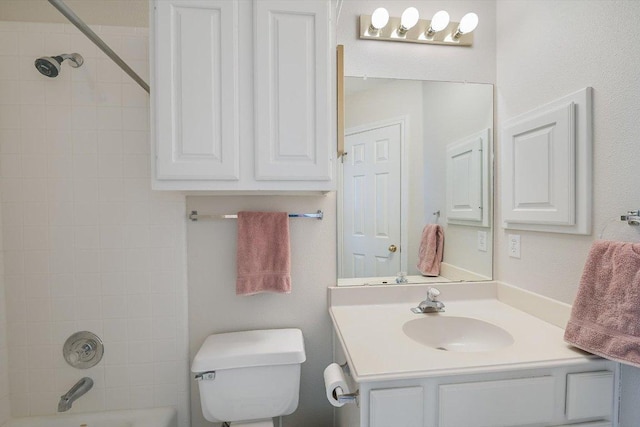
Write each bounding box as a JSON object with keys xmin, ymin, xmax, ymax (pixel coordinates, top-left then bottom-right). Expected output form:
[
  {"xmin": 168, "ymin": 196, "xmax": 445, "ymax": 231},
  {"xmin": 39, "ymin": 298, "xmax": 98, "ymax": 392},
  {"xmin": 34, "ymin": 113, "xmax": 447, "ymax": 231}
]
[{"xmin": 34, "ymin": 53, "xmax": 84, "ymax": 78}]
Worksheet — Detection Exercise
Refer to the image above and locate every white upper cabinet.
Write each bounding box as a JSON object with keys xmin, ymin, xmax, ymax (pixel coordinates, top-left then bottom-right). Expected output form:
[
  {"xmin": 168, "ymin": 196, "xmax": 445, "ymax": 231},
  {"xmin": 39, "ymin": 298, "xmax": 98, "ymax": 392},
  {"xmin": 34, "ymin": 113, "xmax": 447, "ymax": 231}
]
[{"xmin": 151, "ymin": 0, "xmax": 335, "ymax": 191}]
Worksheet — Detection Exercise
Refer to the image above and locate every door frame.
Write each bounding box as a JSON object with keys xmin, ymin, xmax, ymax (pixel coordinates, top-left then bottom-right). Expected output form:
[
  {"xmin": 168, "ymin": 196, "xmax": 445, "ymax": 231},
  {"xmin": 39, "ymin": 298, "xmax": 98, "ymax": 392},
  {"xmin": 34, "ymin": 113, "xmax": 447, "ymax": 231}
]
[{"xmin": 338, "ymin": 116, "xmax": 409, "ymax": 278}]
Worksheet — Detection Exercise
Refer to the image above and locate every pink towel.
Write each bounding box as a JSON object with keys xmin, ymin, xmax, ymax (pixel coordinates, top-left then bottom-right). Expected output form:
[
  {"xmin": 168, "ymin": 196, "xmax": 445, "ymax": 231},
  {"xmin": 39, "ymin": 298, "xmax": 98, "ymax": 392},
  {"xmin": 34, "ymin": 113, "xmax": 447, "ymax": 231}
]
[
  {"xmin": 417, "ymin": 224, "xmax": 444, "ymax": 276},
  {"xmin": 564, "ymin": 240, "xmax": 640, "ymax": 367},
  {"xmin": 236, "ymin": 211, "xmax": 291, "ymax": 296}
]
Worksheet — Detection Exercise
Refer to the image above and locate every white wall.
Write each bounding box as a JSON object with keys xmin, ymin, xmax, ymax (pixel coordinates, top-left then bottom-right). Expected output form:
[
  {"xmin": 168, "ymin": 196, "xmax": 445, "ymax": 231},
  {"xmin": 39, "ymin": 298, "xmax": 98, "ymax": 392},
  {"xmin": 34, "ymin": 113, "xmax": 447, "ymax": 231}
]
[
  {"xmin": 187, "ymin": 195, "xmax": 336, "ymax": 427},
  {"xmin": 495, "ymin": 1, "xmax": 640, "ymax": 424},
  {"xmin": 0, "ymin": 21, "xmax": 189, "ymax": 426}
]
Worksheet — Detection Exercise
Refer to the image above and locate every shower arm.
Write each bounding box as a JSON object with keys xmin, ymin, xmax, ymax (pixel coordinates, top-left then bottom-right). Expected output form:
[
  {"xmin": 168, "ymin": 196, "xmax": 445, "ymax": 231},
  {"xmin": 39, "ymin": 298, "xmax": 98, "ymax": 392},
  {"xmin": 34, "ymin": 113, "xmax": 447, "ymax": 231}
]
[{"xmin": 47, "ymin": 0, "xmax": 150, "ymax": 94}]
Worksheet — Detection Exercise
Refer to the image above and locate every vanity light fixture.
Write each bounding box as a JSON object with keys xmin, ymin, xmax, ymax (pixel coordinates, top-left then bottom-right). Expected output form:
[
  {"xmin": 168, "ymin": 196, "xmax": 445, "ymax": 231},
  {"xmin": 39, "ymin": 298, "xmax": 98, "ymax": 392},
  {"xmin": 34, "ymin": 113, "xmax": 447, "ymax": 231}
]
[
  {"xmin": 368, "ymin": 7, "xmax": 389, "ymax": 34},
  {"xmin": 359, "ymin": 8, "xmax": 478, "ymax": 46},
  {"xmin": 398, "ymin": 7, "xmax": 419, "ymax": 35}
]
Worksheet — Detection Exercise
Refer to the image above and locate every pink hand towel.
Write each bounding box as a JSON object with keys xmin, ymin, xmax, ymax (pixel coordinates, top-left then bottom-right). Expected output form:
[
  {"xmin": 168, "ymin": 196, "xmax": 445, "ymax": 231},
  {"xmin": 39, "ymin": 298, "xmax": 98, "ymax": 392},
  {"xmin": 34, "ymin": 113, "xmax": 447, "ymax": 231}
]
[
  {"xmin": 236, "ymin": 211, "xmax": 291, "ymax": 296},
  {"xmin": 564, "ymin": 240, "xmax": 640, "ymax": 368},
  {"xmin": 417, "ymin": 224, "xmax": 444, "ymax": 276}
]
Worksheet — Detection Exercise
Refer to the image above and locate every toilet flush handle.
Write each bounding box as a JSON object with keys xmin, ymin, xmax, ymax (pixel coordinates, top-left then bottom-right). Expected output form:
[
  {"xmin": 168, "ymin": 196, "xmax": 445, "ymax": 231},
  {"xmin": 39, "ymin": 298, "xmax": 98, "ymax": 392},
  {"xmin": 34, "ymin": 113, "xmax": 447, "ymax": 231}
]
[{"xmin": 195, "ymin": 371, "xmax": 216, "ymax": 381}]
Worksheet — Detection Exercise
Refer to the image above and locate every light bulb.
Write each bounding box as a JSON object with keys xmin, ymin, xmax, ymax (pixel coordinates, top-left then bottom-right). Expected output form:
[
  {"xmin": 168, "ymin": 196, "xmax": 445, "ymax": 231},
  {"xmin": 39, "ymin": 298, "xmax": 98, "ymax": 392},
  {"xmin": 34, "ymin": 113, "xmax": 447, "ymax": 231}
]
[
  {"xmin": 455, "ymin": 12, "xmax": 479, "ymax": 38},
  {"xmin": 370, "ymin": 7, "xmax": 389, "ymax": 31},
  {"xmin": 398, "ymin": 7, "xmax": 419, "ymax": 35},
  {"xmin": 426, "ymin": 10, "xmax": 450, "ymax": 36}
]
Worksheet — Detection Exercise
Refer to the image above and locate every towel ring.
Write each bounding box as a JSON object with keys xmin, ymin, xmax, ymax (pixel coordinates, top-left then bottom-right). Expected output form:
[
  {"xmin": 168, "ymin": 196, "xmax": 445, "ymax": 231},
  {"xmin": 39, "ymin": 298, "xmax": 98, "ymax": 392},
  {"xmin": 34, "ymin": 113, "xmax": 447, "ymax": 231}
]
[{"xmin": 599, "ymin": 217, "xmax": 640, "ymax": 243}]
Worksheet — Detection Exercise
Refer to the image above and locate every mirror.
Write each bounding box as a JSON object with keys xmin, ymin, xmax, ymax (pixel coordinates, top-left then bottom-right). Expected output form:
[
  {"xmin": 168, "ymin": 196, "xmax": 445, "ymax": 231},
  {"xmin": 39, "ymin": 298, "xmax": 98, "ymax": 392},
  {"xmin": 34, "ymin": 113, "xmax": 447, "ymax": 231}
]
[{"xmin": 338, "ymin": 77, "xmax": 493, "ymax": 285}]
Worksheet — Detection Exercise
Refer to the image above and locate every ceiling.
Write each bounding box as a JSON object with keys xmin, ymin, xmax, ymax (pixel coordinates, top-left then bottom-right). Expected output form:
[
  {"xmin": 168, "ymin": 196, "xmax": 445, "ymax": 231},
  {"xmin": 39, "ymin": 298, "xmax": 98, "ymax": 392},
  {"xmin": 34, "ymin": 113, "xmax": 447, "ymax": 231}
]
[{"xmin": 0, "ymin": 0, "xmax": 148, "ymax": 27}]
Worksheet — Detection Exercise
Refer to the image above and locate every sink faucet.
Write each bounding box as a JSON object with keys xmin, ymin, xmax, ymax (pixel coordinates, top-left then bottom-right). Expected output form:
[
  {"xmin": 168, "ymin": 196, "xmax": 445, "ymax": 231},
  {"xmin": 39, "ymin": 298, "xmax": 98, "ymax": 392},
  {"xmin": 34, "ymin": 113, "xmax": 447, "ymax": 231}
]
[
  {"xmin": 58, "ymin": 377, "xmax": 93, "ymax": 412},
  {"xmin": 411, "ymin": 287, "xmax": 445, "ymax": 313}
]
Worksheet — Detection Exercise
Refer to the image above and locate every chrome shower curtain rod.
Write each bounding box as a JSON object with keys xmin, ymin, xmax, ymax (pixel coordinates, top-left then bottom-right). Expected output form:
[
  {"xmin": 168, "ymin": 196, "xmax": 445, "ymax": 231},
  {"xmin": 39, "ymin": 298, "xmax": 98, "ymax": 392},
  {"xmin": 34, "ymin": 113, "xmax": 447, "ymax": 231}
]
[{"xmin": 47, "ymin": 0, "xmax": 150, "ymax": 94}]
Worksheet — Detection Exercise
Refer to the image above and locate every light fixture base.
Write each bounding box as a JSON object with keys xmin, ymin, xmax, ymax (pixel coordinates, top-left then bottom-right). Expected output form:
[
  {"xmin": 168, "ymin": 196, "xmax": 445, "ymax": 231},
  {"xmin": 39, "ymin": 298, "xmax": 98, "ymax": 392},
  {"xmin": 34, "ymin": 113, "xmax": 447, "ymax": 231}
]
[{"xmin": 359, "ymin": 15, "xmax": 474, "ymax": 46}]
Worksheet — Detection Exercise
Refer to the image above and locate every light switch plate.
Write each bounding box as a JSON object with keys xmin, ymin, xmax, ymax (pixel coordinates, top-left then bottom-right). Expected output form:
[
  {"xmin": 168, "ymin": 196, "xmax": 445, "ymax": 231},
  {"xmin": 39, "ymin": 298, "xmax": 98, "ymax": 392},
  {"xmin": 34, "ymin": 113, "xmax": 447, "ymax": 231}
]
[
  {"xmin": 508, "ymin": 234, "xmax": 521, "ymax": 258},
  {"xmin": 477, "ymin": 231, "xmax": 488, "ymax": 252}
]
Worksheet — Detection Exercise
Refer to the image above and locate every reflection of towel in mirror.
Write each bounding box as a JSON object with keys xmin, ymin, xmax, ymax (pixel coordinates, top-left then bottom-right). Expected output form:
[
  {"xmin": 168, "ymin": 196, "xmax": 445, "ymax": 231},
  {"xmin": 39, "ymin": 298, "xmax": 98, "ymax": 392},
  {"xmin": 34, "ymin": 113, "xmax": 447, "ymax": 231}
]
[
  {"xmin": 417, "ymin": 224, "xmax": 444, "ymax": 276},
  {"xmin": 564, "ymin": 240, "xmax": 640, "ymax": 368},
  {"xmin": 236, "ymin": 211, "xmax": 291, "ymax": 296}
]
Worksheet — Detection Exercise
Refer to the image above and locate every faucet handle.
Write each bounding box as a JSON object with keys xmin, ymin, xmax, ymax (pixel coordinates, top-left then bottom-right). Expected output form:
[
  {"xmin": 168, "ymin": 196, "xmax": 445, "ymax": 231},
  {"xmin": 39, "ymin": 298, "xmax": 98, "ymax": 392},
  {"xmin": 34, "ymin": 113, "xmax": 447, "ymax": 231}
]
[{"xmin": 427, "ymin": 287, "xmax": 440, "ymax": 301}]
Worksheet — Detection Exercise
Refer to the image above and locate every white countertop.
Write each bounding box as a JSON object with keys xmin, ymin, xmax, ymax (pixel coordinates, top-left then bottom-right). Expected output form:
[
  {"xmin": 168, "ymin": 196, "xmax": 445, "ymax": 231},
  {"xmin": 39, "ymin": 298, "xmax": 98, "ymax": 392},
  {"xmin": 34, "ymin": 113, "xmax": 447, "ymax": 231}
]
[{"xmin": 329, "ymin": 282, "xmax": 595, "ymax": 383}]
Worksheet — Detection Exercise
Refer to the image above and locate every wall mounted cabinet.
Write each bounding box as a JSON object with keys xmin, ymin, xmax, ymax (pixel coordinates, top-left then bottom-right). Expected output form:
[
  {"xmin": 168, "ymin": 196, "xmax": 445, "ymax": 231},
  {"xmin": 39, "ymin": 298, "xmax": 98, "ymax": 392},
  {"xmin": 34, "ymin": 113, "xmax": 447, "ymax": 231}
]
[
  {"xmin": 151, "ymin": 0, "xmax": 335, "ymax": 192},
  {"xmin": 446, "ymin": 128, "xmax": 491, "ymax": 227},
  {"xmin": 501, "ymin": 88, "xmax": 592, "ymax": 234}
]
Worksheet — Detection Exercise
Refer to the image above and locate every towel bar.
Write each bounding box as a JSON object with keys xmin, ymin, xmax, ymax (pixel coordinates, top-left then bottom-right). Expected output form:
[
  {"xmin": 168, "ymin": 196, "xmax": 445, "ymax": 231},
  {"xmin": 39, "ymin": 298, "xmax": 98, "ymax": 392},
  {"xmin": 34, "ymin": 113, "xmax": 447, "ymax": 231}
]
[{"xmin": 188, "ymin": 210, "xmax": 323, "ymax": 222}]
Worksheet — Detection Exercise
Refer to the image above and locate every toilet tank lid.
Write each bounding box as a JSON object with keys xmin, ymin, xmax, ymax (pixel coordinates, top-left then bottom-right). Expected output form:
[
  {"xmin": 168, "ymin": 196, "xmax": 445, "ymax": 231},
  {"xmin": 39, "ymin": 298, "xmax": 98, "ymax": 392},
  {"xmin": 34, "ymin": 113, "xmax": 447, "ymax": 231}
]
[{"xmin": 191, "ymin": 328, "xmax": 306, "ymax": 372}]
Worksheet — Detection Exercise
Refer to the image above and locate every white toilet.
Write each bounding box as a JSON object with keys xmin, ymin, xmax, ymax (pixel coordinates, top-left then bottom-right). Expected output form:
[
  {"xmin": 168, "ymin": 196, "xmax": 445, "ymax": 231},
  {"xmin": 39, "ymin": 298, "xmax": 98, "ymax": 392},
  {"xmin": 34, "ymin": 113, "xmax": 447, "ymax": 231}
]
[{"xmin": 191, "ymin": 328, "xmax": 306, "ymax": 427}]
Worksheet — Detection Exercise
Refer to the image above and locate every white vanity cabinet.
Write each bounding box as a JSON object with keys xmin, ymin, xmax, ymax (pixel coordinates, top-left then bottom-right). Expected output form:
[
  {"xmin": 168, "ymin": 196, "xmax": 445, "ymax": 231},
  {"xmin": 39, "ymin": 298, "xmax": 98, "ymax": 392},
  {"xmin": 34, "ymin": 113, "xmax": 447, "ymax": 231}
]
[
  {"xmin": 338, "ymin": 361, "xmax": 618, "ymax": 427},
  {"xmin": 151, "ymin": 0, "xmax": 335, "ymax": 191},
  {"xmin": 328, "ymin": 283, "xmax": 621, "ymax": 427}
]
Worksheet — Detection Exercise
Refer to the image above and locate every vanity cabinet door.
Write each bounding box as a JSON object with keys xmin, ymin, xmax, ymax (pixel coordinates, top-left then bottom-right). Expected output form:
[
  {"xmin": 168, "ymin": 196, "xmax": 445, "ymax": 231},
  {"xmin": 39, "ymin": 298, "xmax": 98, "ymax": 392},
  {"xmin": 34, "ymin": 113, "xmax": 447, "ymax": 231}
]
[
  {"xmin": 369, "ymin": 387, "xmax": 424, "ymax": 427},
  {"xmin": 566, "ymin": 371, "xmax": 614, "ymax": 421},
  {"xmin": 438, "ymin": 377, "xmax": 556, "ymax": 427},
  {"xmin": 153, "ymin": 0, "xmax": 240, "ymax": 181},
  {"xmin": 254, "ymin": 0, "xmax": 334, "ymax": 183}
]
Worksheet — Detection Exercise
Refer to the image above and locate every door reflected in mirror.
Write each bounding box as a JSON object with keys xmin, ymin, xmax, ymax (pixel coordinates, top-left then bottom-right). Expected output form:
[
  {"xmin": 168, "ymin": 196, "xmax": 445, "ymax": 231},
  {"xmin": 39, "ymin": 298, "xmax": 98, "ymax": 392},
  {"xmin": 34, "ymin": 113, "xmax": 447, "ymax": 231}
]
[{"xmin": 338, "ymin": 77, "xmax": 493, "ymax": 286}]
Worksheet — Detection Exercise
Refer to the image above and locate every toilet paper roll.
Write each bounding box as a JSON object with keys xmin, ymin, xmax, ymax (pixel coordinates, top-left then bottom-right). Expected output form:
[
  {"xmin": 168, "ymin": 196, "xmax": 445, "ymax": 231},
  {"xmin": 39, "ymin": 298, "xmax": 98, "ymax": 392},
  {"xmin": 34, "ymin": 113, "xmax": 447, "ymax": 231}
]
[{"xmin": 324, "ymin": 363, "xmax": 350, "ymax": 407}]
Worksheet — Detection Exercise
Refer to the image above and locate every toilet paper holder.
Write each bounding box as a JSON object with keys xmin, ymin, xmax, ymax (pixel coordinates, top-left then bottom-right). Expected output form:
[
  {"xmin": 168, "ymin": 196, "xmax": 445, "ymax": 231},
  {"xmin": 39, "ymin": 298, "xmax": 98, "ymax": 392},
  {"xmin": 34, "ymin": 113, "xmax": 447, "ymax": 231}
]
[
  {"xmin": 325, "ymin": 362, "xmax": 359, "ymax": 407},
  {"xmin": 335, "ymin": 362, "xmax": 359, "ymax": 405},
  {"xmin": 335, "ymin": 386, "xmax": 359, "ymax": 404}
]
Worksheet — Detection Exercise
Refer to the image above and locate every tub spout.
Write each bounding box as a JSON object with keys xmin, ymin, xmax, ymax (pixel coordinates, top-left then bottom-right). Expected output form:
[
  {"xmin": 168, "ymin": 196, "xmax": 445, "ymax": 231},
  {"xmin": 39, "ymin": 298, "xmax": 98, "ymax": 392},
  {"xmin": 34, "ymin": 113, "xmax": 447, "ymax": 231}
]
[{"xmin": 58, "ymin": 377, "xmax": 93, "ymax": 412}]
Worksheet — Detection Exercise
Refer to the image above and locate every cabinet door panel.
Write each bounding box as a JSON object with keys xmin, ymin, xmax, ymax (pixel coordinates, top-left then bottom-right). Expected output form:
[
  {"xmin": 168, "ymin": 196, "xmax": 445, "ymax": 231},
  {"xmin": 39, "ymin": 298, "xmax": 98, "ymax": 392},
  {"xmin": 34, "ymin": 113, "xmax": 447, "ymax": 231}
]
[
  {"xmin": 155, "ymin": 0, "xmax": 239, "ymax": 180},
  {"xmin": 439, "ymin": 377, "xmax": 556, "ymax": 427},
  {"xmin": 254, "ymin": 0, "xmax": 332, "ymax": 181},
  {"xmin": 566, "ymin": 371, "xmax": 614, "ymax": 421},
  {"xmin": 370, "ymin": 387, "xmax": 423, "ymax": 427}
]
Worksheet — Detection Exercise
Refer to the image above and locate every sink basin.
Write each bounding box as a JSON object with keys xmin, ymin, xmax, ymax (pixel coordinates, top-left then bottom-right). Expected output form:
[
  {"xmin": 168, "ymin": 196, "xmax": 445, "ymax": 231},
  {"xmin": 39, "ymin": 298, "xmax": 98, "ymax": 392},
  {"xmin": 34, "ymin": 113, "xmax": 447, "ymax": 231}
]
[{"xmin": 403, "ymin": 316, "xmax": 514, "ymax": 352}]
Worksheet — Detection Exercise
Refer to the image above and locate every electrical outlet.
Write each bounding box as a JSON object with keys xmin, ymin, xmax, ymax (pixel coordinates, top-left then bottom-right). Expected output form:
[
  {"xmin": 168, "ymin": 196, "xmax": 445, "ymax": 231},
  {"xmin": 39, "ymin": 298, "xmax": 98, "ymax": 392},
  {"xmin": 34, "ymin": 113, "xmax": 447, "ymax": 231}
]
[
  {"xmin": 477, "ymin": 231, "xmax": 487, "ymax": 252},
  {"xmin": 508, "ymin": 234, "xmax": 521, "ymax": 258}
]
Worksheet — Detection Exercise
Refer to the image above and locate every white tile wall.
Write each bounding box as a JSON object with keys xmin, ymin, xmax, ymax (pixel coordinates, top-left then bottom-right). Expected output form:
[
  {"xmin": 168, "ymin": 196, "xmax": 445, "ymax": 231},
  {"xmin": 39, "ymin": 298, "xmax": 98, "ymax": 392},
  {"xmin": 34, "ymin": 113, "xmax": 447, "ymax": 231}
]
[{"xmin": 0, "ymin": 21, "xmax": 189, "ymax": 426}]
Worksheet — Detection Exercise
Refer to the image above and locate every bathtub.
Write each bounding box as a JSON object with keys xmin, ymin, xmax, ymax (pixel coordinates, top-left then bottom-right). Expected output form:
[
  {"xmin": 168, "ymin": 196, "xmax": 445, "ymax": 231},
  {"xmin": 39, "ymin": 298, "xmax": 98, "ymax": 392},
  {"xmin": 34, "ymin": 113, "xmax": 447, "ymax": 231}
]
[{"xmin": 2, "ymin": 407, "xmax": 177, "ymax": 427}]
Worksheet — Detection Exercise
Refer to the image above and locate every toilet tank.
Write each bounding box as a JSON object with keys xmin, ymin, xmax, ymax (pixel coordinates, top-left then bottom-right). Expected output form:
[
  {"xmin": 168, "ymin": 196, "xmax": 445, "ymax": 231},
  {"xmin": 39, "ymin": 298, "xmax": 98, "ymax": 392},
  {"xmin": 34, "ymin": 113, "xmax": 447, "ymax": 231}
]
[{"xmin": 192, "ymin": 328, "xmax": 306, "ymax": 423}]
